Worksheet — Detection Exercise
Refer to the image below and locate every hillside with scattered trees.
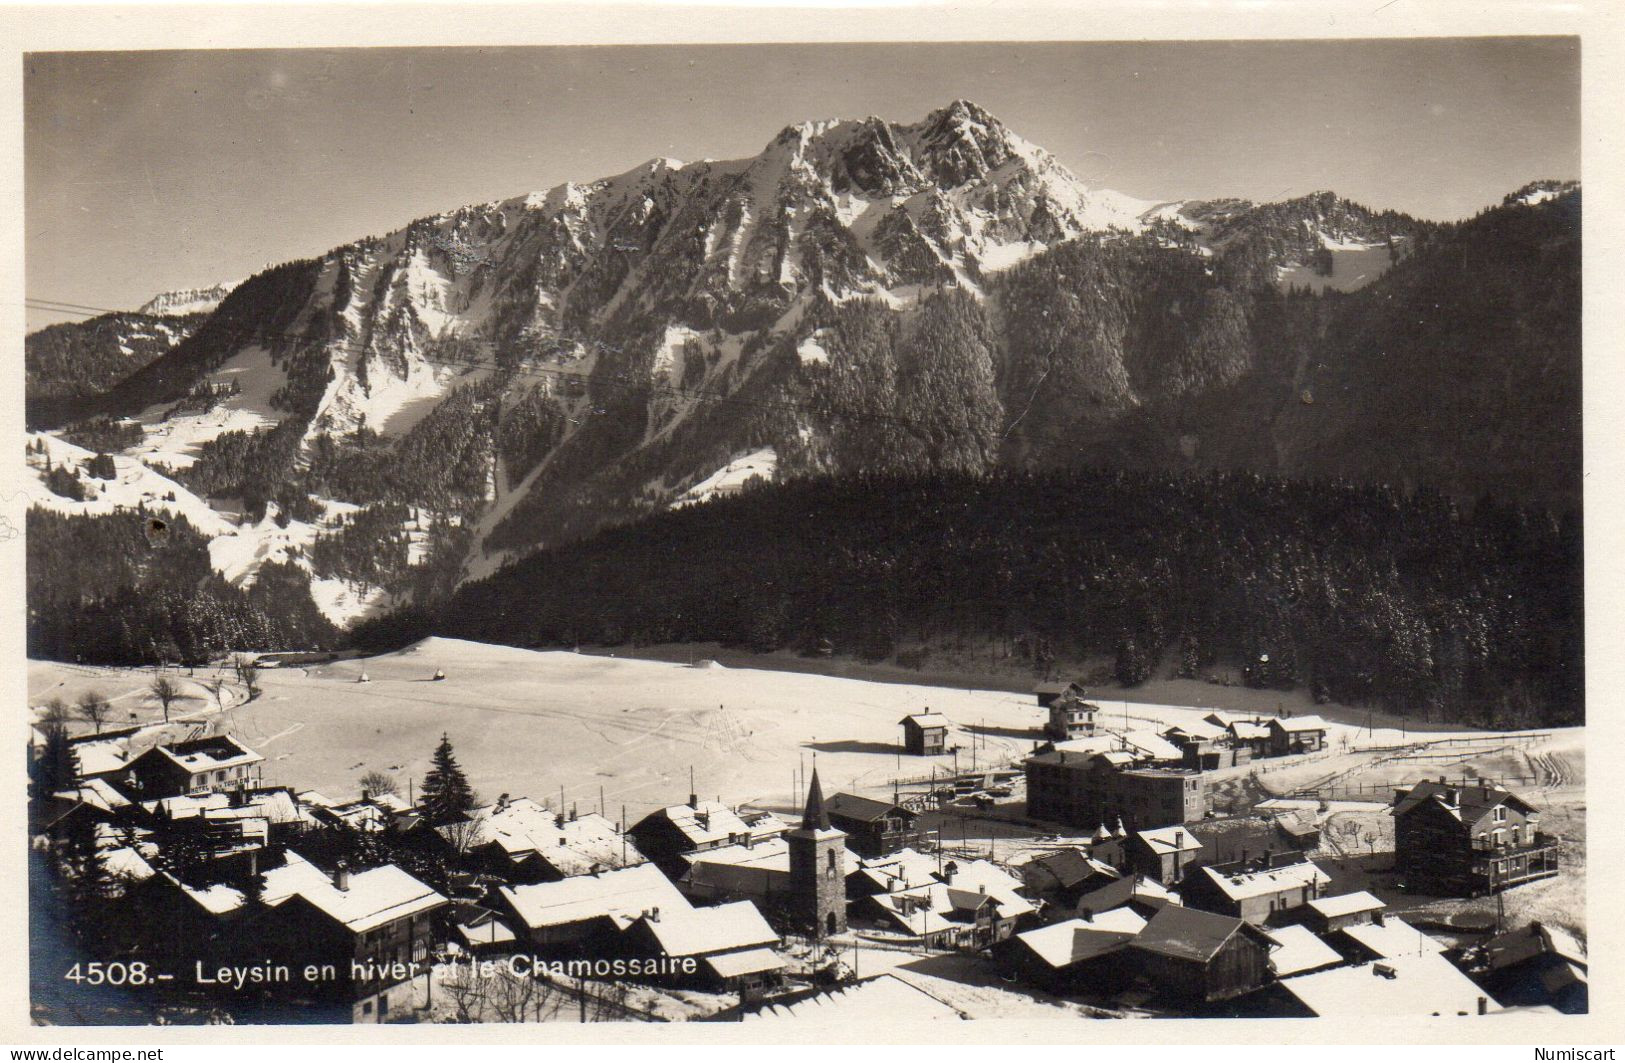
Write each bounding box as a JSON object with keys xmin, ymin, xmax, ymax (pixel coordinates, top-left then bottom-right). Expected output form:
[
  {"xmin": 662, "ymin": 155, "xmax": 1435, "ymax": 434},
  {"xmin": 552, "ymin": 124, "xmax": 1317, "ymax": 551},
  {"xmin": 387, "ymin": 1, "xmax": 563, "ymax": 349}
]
[{"xmin": 27, "ymin": 508, "xmax": 336, "ymax": 665}]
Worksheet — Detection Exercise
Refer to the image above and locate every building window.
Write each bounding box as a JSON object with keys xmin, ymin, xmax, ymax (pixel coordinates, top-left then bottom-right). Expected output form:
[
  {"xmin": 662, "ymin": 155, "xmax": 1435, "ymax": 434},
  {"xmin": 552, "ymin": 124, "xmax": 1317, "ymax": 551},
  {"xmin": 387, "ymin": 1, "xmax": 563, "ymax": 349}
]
[{"xmin": 1493, "ymin": 806, "xmax": 1507, "ymax": 823}]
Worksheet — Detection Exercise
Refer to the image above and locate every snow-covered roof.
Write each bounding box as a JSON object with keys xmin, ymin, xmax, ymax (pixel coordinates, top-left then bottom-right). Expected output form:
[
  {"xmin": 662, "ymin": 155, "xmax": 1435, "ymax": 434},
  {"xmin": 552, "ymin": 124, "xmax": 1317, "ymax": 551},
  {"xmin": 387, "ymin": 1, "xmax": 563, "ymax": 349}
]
[
  {"xmin": 876, "ymin": 864, "xmax": 1035, "ymax": 929},
  {"xmin": 1020, "ymin": 847, "xmax": 1116, "ymax": 889},
  {"xmin": 1118, "ymin": 731, "xmax": 1185, "ymax": 762},
  {"xmin": 825, "ymin": 792, "xmax": 911, "ymax": 823},
  {"xmin": 154, "ymin": 735, "xmax": 263, "ymax": 772},
  {"xmin": 1229, "ymin": 722, "xmax": 1271, "ymax": 741},
  {"xmin": 1051, "ymin": 735, "xmax": 1126, "ymax": 757},
  {"xmin": 1339, "ymin": 917, "xmax": 1445, "ymax": 959},
  {"xmin": 900, "ymin": 713, "xmax": 950, "ymax": 729},
  {"xmin": 682, "ymin": 838, "xmax": 810, "ymax": 897},
  {"xmin": 501, "ymin": 863, "xmax": 689, "ymax": 931},
  {"xmin": 854, "ymin": 847, "xmax": 942, "ymax": 892},
  {"xmin": 648, "ymin": 801, "xmax": 787, "ymax": 849},
  {"xmin": 147, "ymin": 788, "xmax": 311, "ymax": 826},
  {"xmin": 53, "ymin": 778, "xmax": 131, "ymax": 812},
  {"xmin": 1014, "ymin": 910, "xmax": 1146, "ymax": 969},
  {"xmin": 103, "ymin": 846, "xmax": 157, "ymax": 882},
  {"xmin": 370, "ymin": 791, "xmax": 412, "ymax": 813},
  {"xmin": 266, "ymin": 855, "xmax": 445, "ymax": 934},
  {"xmin": 1137, "ymin": 825, "xmax": 1203, "ymax": 855},
  {"xmin": 74, "ymin": 741, "xmax": 129, "ymax": 778},
  {"xmin": 1262, "ymin": 924, "xmax": 1343, "ymax": 976},
  {"xmin": 1486, "ymin": 922, "xmax": 1587, "ymax": 971},
  {"xmin": 741, "ymin": 974, "xmax": 963, "ymax": 1022},
  {"xmin": 1198, "ymin": 858, "xmax": 1326, "ymax": 902},
  {"xmin": 1164, "ymin": 720, "xmax": 1225, "ymax": 741},
  {"xmin": 316, "ymin": 801, "xmax": 389, "ymax": 832},
  {"xmin": 1277, "ymin": 953, "xmax": 1494, "ymax": 1017},
  {"xmin": 145, "ymin": 791, "xmax": 233, "ymax": 819},
  {"xmin": 453, "ymin": 799, "xmax": 646, "ymax": 875},
  {"xmin": 455, "ymin": 917, "xmax": 517, "ymax": 948},
  {"xmin": 1132, "ymin": 905, "xmax": 1251, "ymax": 963},
  {"xmin": 1392, "ymin": 781, "xmax": 1536, "ymax": 826},
  {"xmin": 703, "ymin": 947, "xmax": 786, "ymax": 980},
  {"xmin": 638, "ymin": 900, "xmax": 778, "ymax": 958},
  {"xmin": 172, "ymin": 877, "xmax": 247, "ymax": 916},
  {"xmin": 942, "ymin": 860, "xmax": 1034, "ymax": 917},
  {"xmin": 1308, "ymin": 891, "xmax": 1386, "ymax": 920},
  {"xmin": 1272, "ymin": 715, "xmax": 1329, "ymax": 733},
  {"xmin": 1074, "ymin": 874, "xmax": 1174, "ymax": 918},
  {"xmin": 685, "ymin": 836, "xmax": 791, "ymax": 872}
]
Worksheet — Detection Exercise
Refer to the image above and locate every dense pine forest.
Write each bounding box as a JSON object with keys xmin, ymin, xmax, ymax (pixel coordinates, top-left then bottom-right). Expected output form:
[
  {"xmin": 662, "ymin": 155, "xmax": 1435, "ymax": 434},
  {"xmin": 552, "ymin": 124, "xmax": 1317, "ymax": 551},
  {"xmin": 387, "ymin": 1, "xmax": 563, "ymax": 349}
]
[
  {"xmin": 27, "ymin": 508, "xmax": 336, "ymax": 665},
  {"xmin": 420, "ymin": 470, "xmax": 1582, "ymax": 729}
]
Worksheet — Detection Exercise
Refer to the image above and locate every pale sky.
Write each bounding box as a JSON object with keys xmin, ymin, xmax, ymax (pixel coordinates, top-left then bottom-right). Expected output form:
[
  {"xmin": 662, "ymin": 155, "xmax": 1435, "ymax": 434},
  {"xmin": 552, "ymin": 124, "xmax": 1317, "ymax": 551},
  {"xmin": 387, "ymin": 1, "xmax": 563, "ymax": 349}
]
[{"xmin": 25, "ymin": 39, "xmax": 1579, "ymax": 330}]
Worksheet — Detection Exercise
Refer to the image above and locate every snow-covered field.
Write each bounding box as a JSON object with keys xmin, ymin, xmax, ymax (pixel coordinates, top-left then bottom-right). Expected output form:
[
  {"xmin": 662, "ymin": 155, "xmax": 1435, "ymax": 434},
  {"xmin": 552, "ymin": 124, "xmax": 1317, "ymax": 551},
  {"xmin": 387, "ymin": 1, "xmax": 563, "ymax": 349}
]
[
  {"xmin": 675, "ymin": 448, "xmax": 778, "ymax": 507},
  {"xmin": 32, "ymin": 639, "xmax": 1580, "ymax": 836},
  {"xmin": 24, "ymin": 433, "xmax": 234, "ymax": 536},
  {"xmin": 1276, "ymin": 242, "xmax": 1394, "ymax": 293}
]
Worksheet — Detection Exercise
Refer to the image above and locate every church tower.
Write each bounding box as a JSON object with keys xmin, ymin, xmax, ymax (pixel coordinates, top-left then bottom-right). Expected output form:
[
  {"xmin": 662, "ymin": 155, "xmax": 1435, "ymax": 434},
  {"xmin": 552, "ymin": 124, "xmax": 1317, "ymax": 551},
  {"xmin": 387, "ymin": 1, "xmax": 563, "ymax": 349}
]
[{"xmin": 786, "ymin": 766, "xmax": 847, "ymax": 939}]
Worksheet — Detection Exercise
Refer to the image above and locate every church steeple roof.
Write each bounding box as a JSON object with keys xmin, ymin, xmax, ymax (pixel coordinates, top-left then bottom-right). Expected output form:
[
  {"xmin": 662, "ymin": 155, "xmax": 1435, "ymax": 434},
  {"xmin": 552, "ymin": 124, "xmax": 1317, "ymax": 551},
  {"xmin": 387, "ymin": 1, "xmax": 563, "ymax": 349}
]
[{"xmin": 802, "ymin": 767, "xmax": 830, "ymax": 830}]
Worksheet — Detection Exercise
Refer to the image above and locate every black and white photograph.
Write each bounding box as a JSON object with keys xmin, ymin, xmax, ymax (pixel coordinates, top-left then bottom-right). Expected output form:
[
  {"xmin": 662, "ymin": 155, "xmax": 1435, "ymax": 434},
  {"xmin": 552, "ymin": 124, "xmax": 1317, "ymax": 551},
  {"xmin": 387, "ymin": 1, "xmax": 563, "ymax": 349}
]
[{"xmin": 9, "ymin": 7, "xmax": 1608, "ymax": 1043}]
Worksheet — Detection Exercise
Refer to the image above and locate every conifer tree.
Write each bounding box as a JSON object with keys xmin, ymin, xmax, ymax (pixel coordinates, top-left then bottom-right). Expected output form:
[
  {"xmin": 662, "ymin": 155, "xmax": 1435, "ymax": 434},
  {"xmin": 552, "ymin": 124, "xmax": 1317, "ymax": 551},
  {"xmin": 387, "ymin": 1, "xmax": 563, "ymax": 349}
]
[
  {"xmin": 34, "ymin": 721, "xmax": 79, "ymax": 798},
  {"xmin": 60, "ymin": 810, "xmax": 112, "ymax": 939},
  {"xmin": 419, "ymin": 732, "xmax": 475, "ymax": 824}
]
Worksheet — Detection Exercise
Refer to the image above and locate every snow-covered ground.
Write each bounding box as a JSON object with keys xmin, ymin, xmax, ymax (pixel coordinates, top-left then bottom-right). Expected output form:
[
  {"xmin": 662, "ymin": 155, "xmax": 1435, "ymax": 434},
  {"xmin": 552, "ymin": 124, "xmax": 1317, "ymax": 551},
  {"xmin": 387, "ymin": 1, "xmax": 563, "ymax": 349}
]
[
  {"xmin": 28, "ymin": 428, "xmax": 404, "ymax": 627},
  {"xmin": 1276, "ymin": 241, "xmax": 1394, "ymax": 293},
  {"xmin": 35, "ymin": 637, "xmax": 1560, "ymax": 830},
  {"xmin": 795, "ymin": 330, "xmax": 832, "ymax": 365},
  {"xmin": 24, "ymin": 432, "xmax": 234, "ymax": 536},
  {"xmin": 675, "ymin": 447, "xmax": 777, "ymax": 507}
]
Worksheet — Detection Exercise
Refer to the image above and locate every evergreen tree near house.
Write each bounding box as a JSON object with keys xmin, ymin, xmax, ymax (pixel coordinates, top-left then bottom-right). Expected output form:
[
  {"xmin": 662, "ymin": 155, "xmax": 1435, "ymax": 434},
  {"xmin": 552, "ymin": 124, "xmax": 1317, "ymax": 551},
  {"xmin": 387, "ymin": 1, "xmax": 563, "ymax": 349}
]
[
  {"xmin": 34, "ymin": 721, "xmax": 79, "ymax": 798},
  {"xmin": 152, "ymin": 820, "xmax": 211, "ymax": 888},
  {"xmin": 419, "ymin": 733, "xmax": 476, "ymax": 824},
  {"xmin": 239, "ymin": 861, "xmax": 267, "ymax": 909},
  {"xmin": 59, "ymin": 810, "xmax": 113, "ymax": 940}
]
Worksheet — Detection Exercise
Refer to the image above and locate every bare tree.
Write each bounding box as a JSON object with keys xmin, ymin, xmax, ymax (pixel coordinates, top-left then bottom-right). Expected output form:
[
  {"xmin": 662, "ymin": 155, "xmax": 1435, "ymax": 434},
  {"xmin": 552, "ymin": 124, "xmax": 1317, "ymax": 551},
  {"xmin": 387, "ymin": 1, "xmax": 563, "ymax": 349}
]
[
  {"xmin": 487, "ymin": 967, "xmax": 556, "ymax": 1023},
  {"xmin": 439, "ymin": 963, "xmax": 575, "ymax": 1023},
  {"xmin": 204, "ymin": 676, "xmax": 229, "ymax": 716},
  {"xmin": 232, "ymin": 656, "xmax": 261, "ymax": 701},
  {"xmin": 358, "ymin": 770, "xmax": 399, "ymax": 799},
  {"xmin": 150, "ymin": 674, "xmax": 183, "ymax": 723},
  {"xmin": 75, "ymin": 691, "xmax": 111, "ymax": 735},
  {"xmin": 436, "ymin": 810, "xmax": 488, "ymax": 858},
  {"xmin": 439, "ymin": 962, "xmax": 491, "ymax": 1023},
  {"xmin": 39, "ymin": 697, "xmax": 72, "ymax": 728}
]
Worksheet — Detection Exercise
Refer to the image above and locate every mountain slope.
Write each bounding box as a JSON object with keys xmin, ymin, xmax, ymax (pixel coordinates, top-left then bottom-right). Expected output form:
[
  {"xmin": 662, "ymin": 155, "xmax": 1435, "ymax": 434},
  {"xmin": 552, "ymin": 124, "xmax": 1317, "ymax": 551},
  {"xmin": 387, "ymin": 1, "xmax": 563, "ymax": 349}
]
[
  {"xmin": 24, "ymin": 100, "xmax": 1577, "ymax": 631},
  {"xmin": 25, "ymin": 311, "xmax": 204, "ymax": 423}
]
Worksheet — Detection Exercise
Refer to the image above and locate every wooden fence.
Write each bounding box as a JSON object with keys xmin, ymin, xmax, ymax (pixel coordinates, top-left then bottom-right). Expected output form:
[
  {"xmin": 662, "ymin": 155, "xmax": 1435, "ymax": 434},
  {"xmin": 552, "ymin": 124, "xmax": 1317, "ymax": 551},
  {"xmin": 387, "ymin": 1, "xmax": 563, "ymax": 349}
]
[{"xmin": 1291, "ymin": 774, "xmax": 1544, "ymax": 803}]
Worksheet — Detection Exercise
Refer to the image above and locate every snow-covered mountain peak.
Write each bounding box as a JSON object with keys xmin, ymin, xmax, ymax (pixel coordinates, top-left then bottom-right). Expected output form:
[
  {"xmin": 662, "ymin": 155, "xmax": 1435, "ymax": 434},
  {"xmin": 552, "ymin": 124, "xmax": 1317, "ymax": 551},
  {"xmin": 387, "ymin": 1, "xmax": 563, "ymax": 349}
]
[{"xmin": 138, "ymin": 281, "xmax": 241, "ymax": 317}]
